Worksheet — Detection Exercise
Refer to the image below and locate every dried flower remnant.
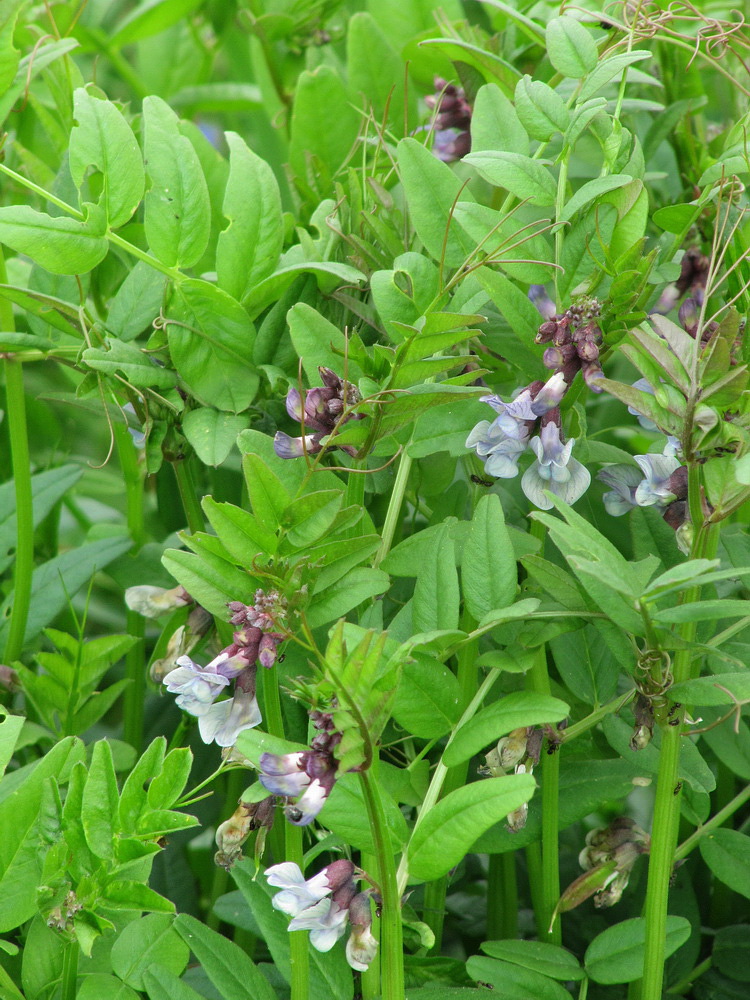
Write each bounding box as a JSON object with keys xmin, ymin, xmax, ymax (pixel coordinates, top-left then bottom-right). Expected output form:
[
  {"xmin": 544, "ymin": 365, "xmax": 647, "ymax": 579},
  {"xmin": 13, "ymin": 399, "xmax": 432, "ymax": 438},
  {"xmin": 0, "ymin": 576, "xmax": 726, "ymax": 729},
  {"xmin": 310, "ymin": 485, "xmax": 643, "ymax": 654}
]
[
  {"xmin": 425, "ymin": 77, "xmax": 472, "ymax": 162},
  {"xmin": 556, "ymin": 818, "xmax": 650, "ymax": 914},
  {"xmin": 125, "ymin": 584, "xmax": 191, "ymax": 618},
  {"xmin": 480, "ymin": 727, "xmax": 543, "ymax": 831},
  {"xmin": 274, "ymin": 367, "xmax": 362, "ymax": 460},
  {"xmin": 266, "ymin": 860, "xmax": 378, "ymax": 970},
  {"xmin": 214, "ymin": 796, "xmax": 275, "ymax": 870}
]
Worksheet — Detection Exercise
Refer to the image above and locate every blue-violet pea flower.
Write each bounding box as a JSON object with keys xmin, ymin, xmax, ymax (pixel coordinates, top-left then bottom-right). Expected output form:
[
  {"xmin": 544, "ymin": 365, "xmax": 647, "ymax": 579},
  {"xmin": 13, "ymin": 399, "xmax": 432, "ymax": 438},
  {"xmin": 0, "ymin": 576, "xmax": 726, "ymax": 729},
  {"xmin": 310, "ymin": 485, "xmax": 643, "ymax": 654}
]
[
  {"xmin": 266, "ymin": 861, "xmax": 377, "ymax": 970},
  {"xmin": 597, "ymin": 465, "xmax": 644, "ymax": 516},
  {"xmin": 259, "ymin": 713, "xmax": 341, "ymax": 825},
  {"xmin": 634, "ymin": 452, "xmax": 682, "ymax": 507},
  {"xmin": 465, "ymin": 421, "xmax": 528, "ymax": 479},
  {"xmin": 521, "ymin": 420, "xmax": 591, "ymax": 510},
  {"xmin": 258, "ymin": 751, "xmax": 312, "ymax": 798},
  {"xmin": 198, "ymin": 679, "xmax": 262, "ymax": 747},
  {"xmin": 163, "ymin": 652, "xmax": 242, "ymax": 716},
  {"xmin": 528, "ymin": 284, "xmax": 557, "ymax": 320}
]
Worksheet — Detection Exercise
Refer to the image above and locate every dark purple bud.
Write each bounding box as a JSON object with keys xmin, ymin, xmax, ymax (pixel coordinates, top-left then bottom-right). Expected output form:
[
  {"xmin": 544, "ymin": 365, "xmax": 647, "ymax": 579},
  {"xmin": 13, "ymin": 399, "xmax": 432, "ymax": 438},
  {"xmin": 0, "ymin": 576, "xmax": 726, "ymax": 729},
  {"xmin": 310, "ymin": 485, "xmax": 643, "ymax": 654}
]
[
  {"xmin": 318, "ymin": 367, "xmax": 342, "ymax": 389},
  {"xmin": 678, "ymin": 298, "xmax": 699, "ymax": 336},
  {"xmin": 348, "ymin": 892, "xmax": 373, "ymax": 929},
  {"xmin": 667, "ymin": 466, "xmax": 688, "ymax": 500},
  {"xmin": 576, "ymin": 339, "xmax": 600, "ymax": 362},
  {"xmin": 536, "ymin": 320, "xmax": 558, "ymax": 344},
  {"xmin": 662, "ymin": 500, "xmax": 687, "ymax": 531},
  {"xmin": 258, "ymin": 634, "xmax": 279, "ymax": 668},
  {"xmin": 323, "ymin": 859, "xmax": 356, "ymax": 893},
  {"xmin": 543, "ymin": 346, "xmax": 564, "ymax": 369}
]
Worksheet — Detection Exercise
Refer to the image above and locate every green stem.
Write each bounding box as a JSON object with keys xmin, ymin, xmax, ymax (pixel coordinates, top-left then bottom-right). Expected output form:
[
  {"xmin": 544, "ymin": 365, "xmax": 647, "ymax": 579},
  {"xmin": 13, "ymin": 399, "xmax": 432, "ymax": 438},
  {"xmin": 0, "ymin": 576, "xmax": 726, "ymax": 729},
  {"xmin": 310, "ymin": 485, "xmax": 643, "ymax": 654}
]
[
  {"xmin": 561, "ymin": 690, "xmax": 636, "ymax": 743},
  {"xmin": 60, "ymin": 939, "xmax": 79, "ymax": 1000},
  {"xmin": 528, "ymin": 646, "xmax": 561, "ymax": 943},
  {"xmin": 373, "ymin": 450, "xmax": 412, "ymax": 568},
  {"xmin": 554, "ymin": 151, "xmax": 570, "ymax": 308},
  {"xmin": 525, "ymin": 842, "xmax": 546, "ymax": 939},
  {"xmin": 421, "ymin": 880, "xmax": 447, "ymax": 955},
  {"xmin": 487, "ymin": 852, "xmax": 517, "ymax": 940},
  {"xmin": 114, "ymin": 422, "xmax": 147, "ymax": 751},
  {"xmin": 172, "ymin": 458, "xmax": 204, "ymax": 534},
  {"xmin": 641, "ymin": 538, "xmax": 721, "ymax": 996},
  {"xmin": 286, "ymin": 822, "xmax": 310, "ymax": 1000},
  {"xmin": 666, "ymin": 956, "xmax": 712, "ymax": 995},
  {"xmin": 360, "ymin": 769, "xmax": 404, "ymax": 1000},
  {"xmin": 2, "ymin": 354, "xmax": 34, "ymax": 662},
  {"xmin": 675, "ymin": 782, "xmax": 750, "ymax": 861}
]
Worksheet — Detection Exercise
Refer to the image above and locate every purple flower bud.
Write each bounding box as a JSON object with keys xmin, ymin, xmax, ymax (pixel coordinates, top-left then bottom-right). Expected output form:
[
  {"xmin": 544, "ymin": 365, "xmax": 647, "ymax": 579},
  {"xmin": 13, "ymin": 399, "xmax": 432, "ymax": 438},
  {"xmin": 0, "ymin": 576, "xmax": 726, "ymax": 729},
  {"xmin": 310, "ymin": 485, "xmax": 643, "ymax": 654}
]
[
  {"xmin": 536, "ymin": 319, "xmax": 559, "ymax": 344},
  {"xmin": 582, "ymin": 360, "xmax": 605, "ymax": 391},
  {"xmin": 530, "ymin": 372, "xmax": 568, "ymax": 415},
  {"xmin": 529, "ymin": 285, "xmax": 557, "ymax": 320},
  {"xmin": 285, "ymin": 387, "xmax": 304, "ymax": 422},
  {"xmin": 576, "ymin": 339, "xmax": 600, "ymax": 362},
  {"xmin": 258, "ymin": 633, "xmax": 280, "ymax": 668},
  {"xmin": 259, "ymin": 751, "xmax": 312, "ymax": 797},
  {"xmin": 318, "ymin": 367, "xmax": 342, "ymax": 389},
  {"xmin": 273, "ymin": 431, "xmax": 321, "ymax": 459}
]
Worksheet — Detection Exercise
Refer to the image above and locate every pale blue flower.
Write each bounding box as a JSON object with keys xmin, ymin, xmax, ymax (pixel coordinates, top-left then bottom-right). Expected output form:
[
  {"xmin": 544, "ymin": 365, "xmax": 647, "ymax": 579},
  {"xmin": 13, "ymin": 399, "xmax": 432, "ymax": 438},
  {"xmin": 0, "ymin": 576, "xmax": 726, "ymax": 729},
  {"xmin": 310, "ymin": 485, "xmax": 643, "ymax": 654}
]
[
  {"xmin": 598, "ymin": 465, "xmax": 643, "ymax": 516},
  {"xmin": 266, "ymin": 862, "xmax": 333, "ymax": 916},
  {"xmin": 481, "ymin": 388, "xmax": 537, "ymax": 438},
  {"xmin": 286, "ymin": 778, "xmax": 330, "ymax": 826},
  {"xmin": 521, "ymin": 422, "xmax": 591, "ymax": 510},
  {"xmin": 197, "ymin": 686, "xmax": 262, "ymax": 747},
  {"xmin": 530, "ymin": 371, "xmax": 567, "ymax": 416},
  {"xmin": 634, "ymin": 452, "xmax": 681, "ymax": 507},
  {"xmin": 163, "ymin": 656, "xmax": 231, "ymax": 716},
  {"xmin": 288, "ymin": 898, "xmax": 350, "ymax": 951},
  {"xmin": 259, "ymin": 752, "xmax": 312, "ymax": 797}
]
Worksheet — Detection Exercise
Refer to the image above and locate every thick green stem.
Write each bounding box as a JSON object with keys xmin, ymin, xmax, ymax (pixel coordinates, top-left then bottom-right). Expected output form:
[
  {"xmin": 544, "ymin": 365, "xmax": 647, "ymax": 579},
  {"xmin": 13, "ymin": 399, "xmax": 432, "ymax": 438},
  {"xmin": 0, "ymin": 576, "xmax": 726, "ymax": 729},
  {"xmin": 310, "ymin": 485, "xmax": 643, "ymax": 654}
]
[
  {"xmin": 172, "ymin": 458, "xmax": 204, "ymax": 534},
  {"xmin": 60, "ymin": 939, "xmax": 79, "ymax": 1000},
  {"xmin": 562, "ymin": 690, "xmax": 636, "ymax": 743},
  {"xmin": 360, "ymin": 769, "xmax": 404, "ymax": 1000},
  {"xmin": 640, "ymin": 524, "xmax": 721, "ymax": 997},
  {"xmin": 667, "ymin": 956, "xmax": 712, "ymax": 995},
  {"xmin": 114, "ymin": 422, "xmax": 147, "ymax": 751},
  {"xmin": 2, "ymin": 357, "xmax": 34, "ymax": 663},
  {"xmin": 487, "ymin": 852, "xmax": 517, "ymax": 940},
  {"xmin": 421, "ymin": 879, "xmax": 447, "ymax": 954},
  {"xmin": 528, "ymin": 643, "xmax": 560, "ymax": 943},
  {"xmin": 525, "ymin": 842, "xmax": 546, "ymax": 939},
  {"xmin": 373, "ymin": 450, "xmax": 412, "ymax": 568}
]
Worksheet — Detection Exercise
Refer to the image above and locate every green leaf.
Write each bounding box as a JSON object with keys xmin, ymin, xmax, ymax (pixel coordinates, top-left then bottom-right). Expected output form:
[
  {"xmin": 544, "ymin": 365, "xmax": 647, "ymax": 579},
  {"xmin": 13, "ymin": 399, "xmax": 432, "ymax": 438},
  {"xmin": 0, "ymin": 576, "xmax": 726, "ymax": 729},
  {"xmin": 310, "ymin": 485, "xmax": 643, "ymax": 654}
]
[
  {"xmin": 319, "ymin": 772, "xmax": 408, "ymax": 852},
  {"xmin": 305, "ymin": 567, "xmax": 390, "ymax": 628},
  {"xmin": 560, "ymin": 175, "xmax": 633, "ymax": 222},
  {"xmin": 161, "ymin": 547, "xmax": 256, "ymax": 618},
  {"xmin": 147, "ymin": 747, "xmax": 192, "ymax": 810},
  {"xmin": 202, "ymin": 497, "xmax": 277, "ymax": 562},
  {"xmin": 143, "ymin": 966, "xmax": 206, "ymax": 1000},
  {"xmin": 442, "ymin": 692, "xmax": 569, "ymax": 767},
  {"xmin": 412, "ymin": 526, "xmax": 459, "ymax": 633},
  {"xmin": 77, "ymin": 974, "xmax": 140, "ymax": 1000},
  {"xmin": 467, "ymin": 956, "xmax": 572, "ymax": 1000},
  {"xmin": 397, "ymin": 137, "xmax": 476, "ymax": 266},
  {"xmin": 407, "ymin": 774, "xmax": 536, "ymax": 881},
  {"xmin": 173, "ymin": 913, "xmax": 276, "ymax": 1000},
  {"xmin": 142, "ymin": 95, "xmax": 210, "ymax": 268},
  {"xmin": 119, "ymin": 738, "xmax": 167, "ymax": 833},
  {"xmin": 289, "ymin": 66, "xmax": 359, "ymax": 180},
  {"xmin": 243, "ymin": 452, "xmax": 291, "ymax": 531},
  {"xmin": 480, "ymin": 939, "xmax": 584, "ymax": 980},
  {"xmin": 107, "ymin": 261, "xmax": 167, "ymax": 341},
  {"xmin": 514, "ymin": 77, "xmax": 569, "ymax": 141},
  {"xmin": 578, "ymin": 51, "xmax": 653, "ymax": 103},
  {"xmin": 166, "ymin": 279, "xmax": 258, "ymax": 412},
  {"xmin": 670, "ymin": 672, "xmax": 750, "ymax": 706},
  {"xmin": 281, "ymin": 490, "xmax": 344, "ymax": 549},
  {"xmin": 471, "ymin": 84, "xmax": 528, "ymax": 154},
  {"xmin": 462, "ymin": 494, "xmax": 517, "ymax": 619},
  {"xmin": 111, "ymin": 0, "xmax": 204, "ymax": 46},
  {"xmin": 464, "ymin": 151, "xmax": 557, "ymax": 207},
  {"xmin": 546, "ymin": 16, "xmax": 598, "ymax": 78},
  {"xmin": 0, "ymin": 714, "xmax": 23, "ymax": 781},
  {"xmin": 104, "ymin": 881, "xmax": 175, "ymax": 912},
  {"xmin": 347, "ymin": 11, "xmax": 410, "ymax": 128},
  {"xmin": 0, "ymin": 464, "xmax": 82, "ymax": 575},
  {"xmin": 0, "ymin": 206, "xmax": 107, "ymax": 275},
  {"xmin": 82, "ymin": 740, "xmax": 119, "ymax": 860},
  {"xmin": 654, "ymin": 600, "xmax": 750, "ymax": 624},
  {"xmin": 288, "ymin": 302, "xmax": 363, "ymax": 384},
  {"xmin": 70, "ymin": 88, "xmax": 145, "ymax": 228},
  {"xmin": 242, "ymin": 261, "xmax": 364, "ymax": 319},
  {"xmin": 182, "ymin": 409, "xmax": 247, "ymax": 466},
  {"xmin": 216, "ymin": 132, "xmax": 282, "ymax": 300},
  {"xmin": 392, "ymin": 655, "xmax": 462, "ymax": 739},
  {"xmin": 584, "ymin": 916, "xmax": 691, "ymax": 984},
  {"xmin": 82, "ymin": 338, "xmax": 177, "ymax": 389},
  {"xmin": 700, "ymin": 830, "xmax": 750, "ymax": 899},
  {"xmin": 111, "ymin": 915, "xmax": 189, "ymax": 991},
  {"xmin": 0, "ymin": 537, "xmax": 131, "ymax": 648}
]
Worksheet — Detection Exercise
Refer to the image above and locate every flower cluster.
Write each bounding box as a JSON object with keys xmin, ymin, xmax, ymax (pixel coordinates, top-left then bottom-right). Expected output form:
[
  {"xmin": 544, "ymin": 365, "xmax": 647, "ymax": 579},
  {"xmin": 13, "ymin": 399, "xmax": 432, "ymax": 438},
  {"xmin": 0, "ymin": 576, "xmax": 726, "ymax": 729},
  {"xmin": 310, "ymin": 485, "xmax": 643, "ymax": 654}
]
[
  {"xmin": 465, "ymin": 372, "xmax": 591, "ymax": 510},
  {"xmin": 266, "ymin": 861, "xmax": 377, "ymax": 971},
  {"xmin": 598, "ymin": 443, "xmax": 688, "ymax": 531},
  {"xmin": 274, "ymin": 367, "xmax": 362, "ymax": 460},
  {"xmin": 535, "ymin": 297, "xmax": 605, "ymax": 391},
  {"xmin": 161, "ymin": 590, "xmax": 287, "ymax": 747},
  {"xmin": 480, "ymin": 726, "xmax": 543, "ymax": 832},
  {"xmin": 425, "ymin": 77, "xmax": 472, "ymax": 163},
  {"xmin": 258, "ymin": 709, "xmax": 341, "ymax": 825}
]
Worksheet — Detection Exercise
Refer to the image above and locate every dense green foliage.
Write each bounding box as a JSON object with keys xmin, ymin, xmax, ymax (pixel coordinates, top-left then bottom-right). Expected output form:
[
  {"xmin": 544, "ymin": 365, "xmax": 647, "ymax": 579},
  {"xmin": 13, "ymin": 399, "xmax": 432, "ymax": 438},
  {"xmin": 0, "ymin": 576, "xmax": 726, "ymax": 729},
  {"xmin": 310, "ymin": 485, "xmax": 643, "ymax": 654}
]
[{"xmin": 1, "ymin": 1, "xmax": 750, "ymax": 999}]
